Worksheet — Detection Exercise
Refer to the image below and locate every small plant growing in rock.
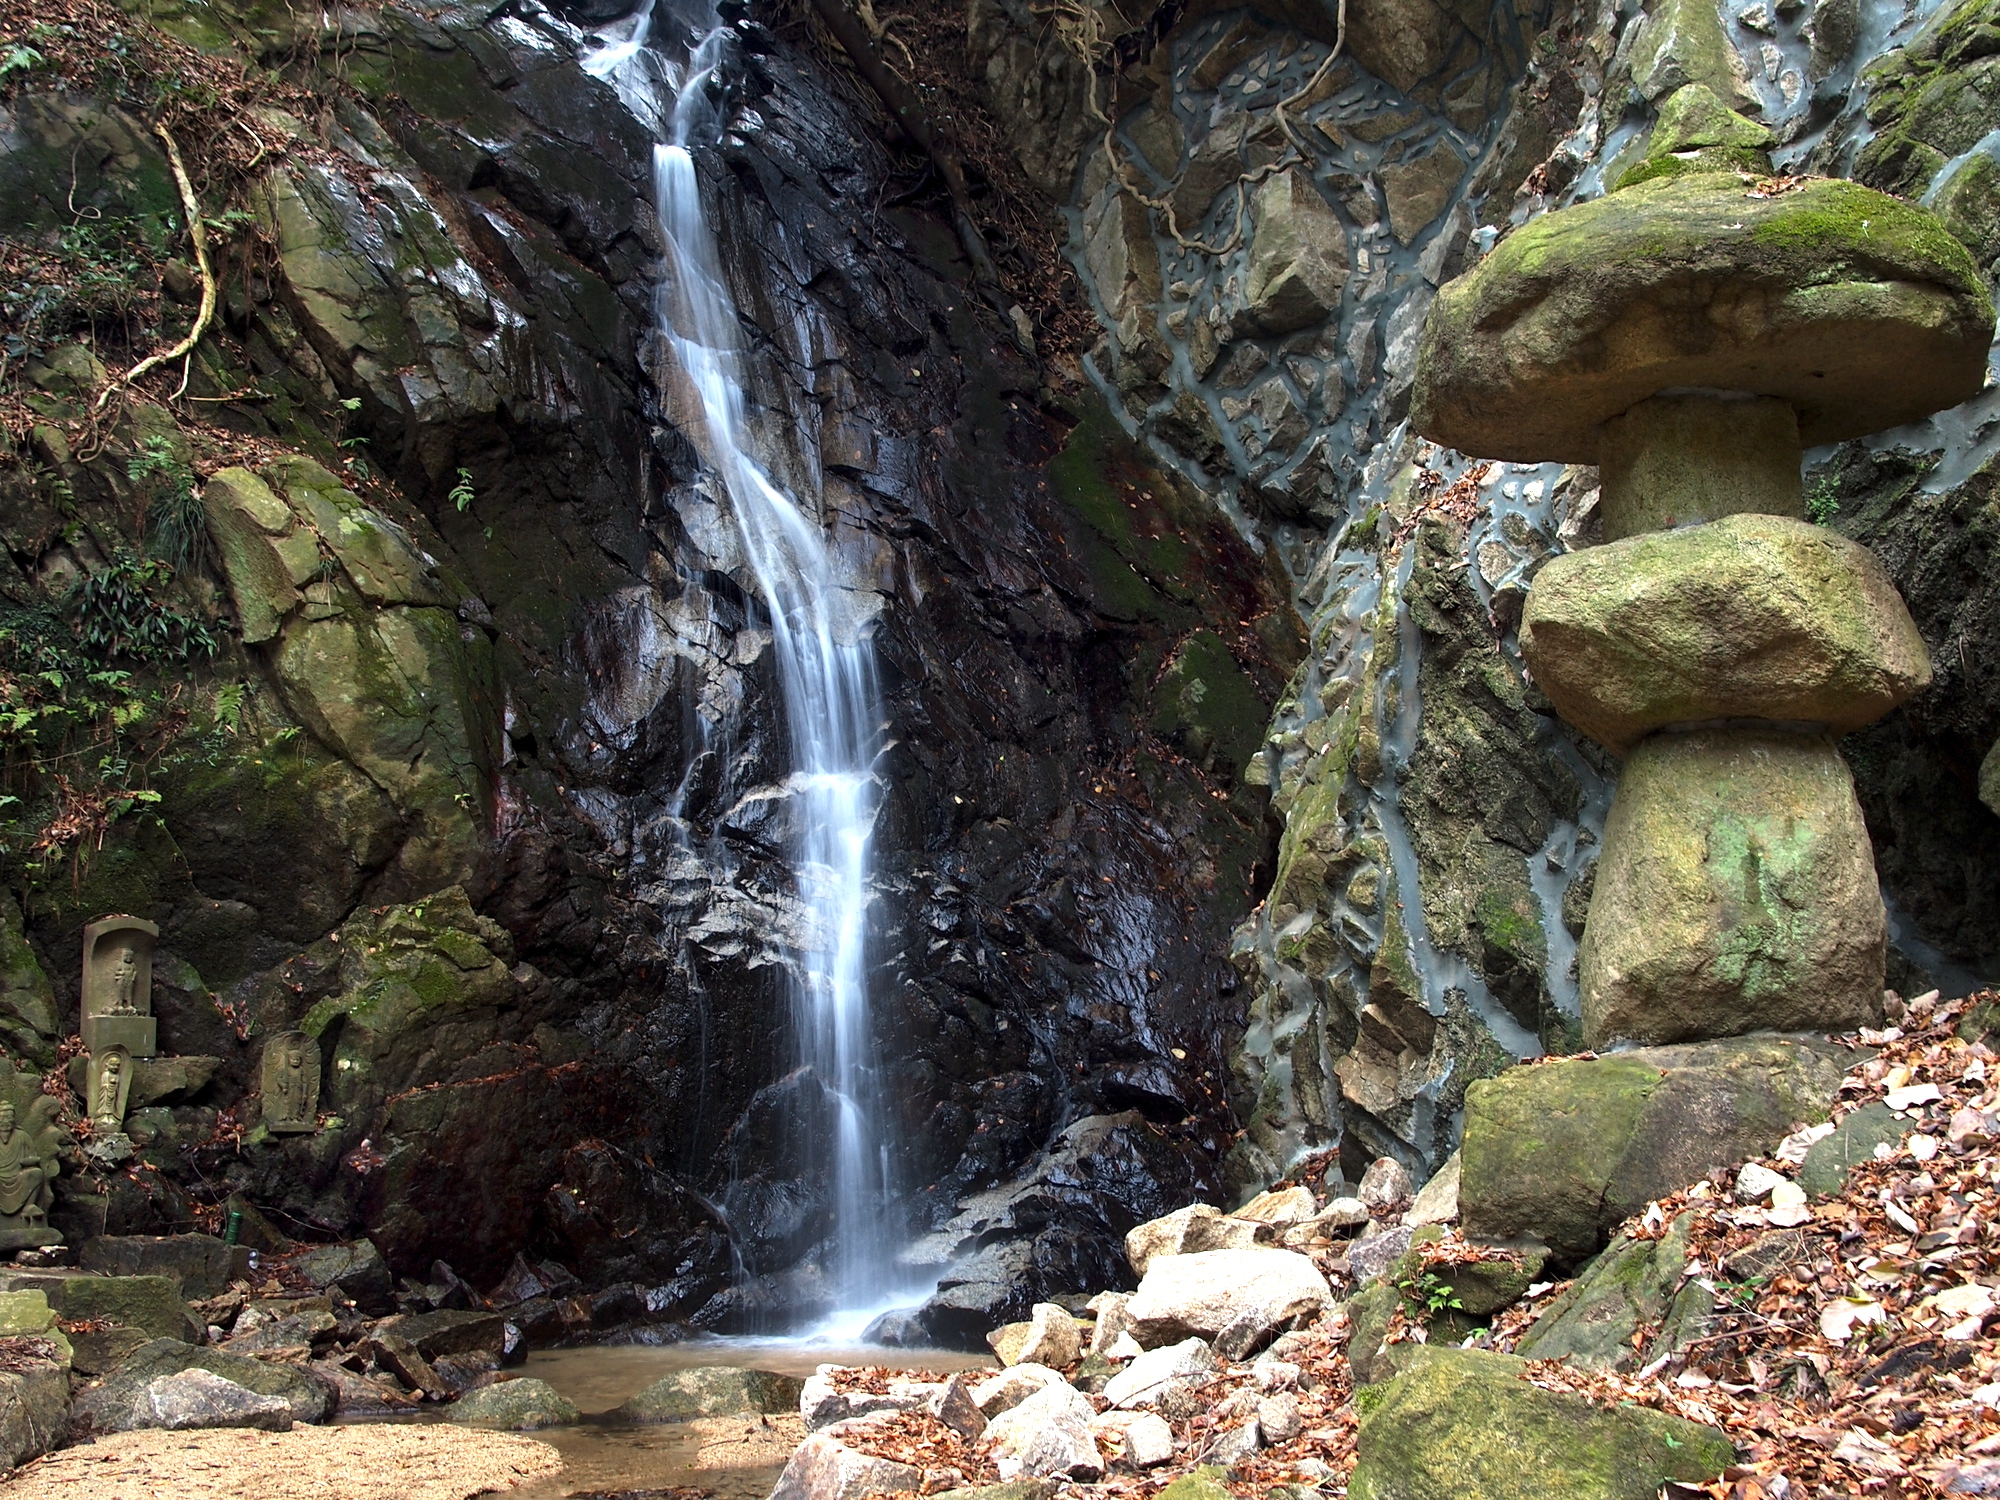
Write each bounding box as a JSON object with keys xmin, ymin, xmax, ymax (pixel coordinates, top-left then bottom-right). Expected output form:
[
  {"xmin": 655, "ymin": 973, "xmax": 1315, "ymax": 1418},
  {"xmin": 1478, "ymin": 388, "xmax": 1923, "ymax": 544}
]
[
  {"xmin": 128, "ymin": 435, "xmax": 208, "ymax": 574},
  {"xmin": 1396, "ymin": 1266, "xmax": 1465, "ymax": 1323},
  {"xmin": 1807, "ymin": 473, "xmax": 1841, "ymax": 525}
]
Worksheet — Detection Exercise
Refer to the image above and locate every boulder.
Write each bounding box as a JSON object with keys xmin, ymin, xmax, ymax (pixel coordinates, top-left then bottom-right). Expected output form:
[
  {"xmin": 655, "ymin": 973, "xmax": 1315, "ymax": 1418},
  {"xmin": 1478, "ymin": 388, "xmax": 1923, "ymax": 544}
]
[
  {"xmin": 1347, "ymin": 1347, "xmax": 1733, "ymax": 1499},
  {"xmin": 447, "ymin": 1377, "xmax": 579, "ymax": 1430},
  {"xmin": 1412, "ymin": 174, "xmax": 1993, "ymax": 463},
  {"xmin": 70, "ymin": 1338, "xmax": 333, "ymax": 1434},
  {"xmin": 1125, "ymin": 1204, "xmax": 1263, "ymax": 1275},
  {"xmin": 1404, "ymin": 1154, "xmax": 1461, "ymax": 1228},
  {"xmin": 293, "ymin": 1239, "xmax": 396, "ymax": 1315},
  {"xmin": 1343, "ymin": 1282, "xmax": 1405, "ymax": 1386},
  {"xmin": 769, "ymin": 1426, "xmax": 925, "ymax": 1500},
  {"xmin": 1126, "ymin": 1248, "xmax": 1332, "ymax": 1357},
  {"xmin": 1102, "ymin": 1337, "xmax": 1218, "ymax": 1408},
  {"xmin": 1086, "ymin": 1291, "xmax": 1134, "ymax": 1356},
  {"xmin": 1462, "ymin": 1035, "xmax": 1843, "ymax": 1262},
  {"xmin": 1156, "ymin": 1468, "xmax": 1232, "ymax": 1500},
  {"xmin": 982, "ymin": 1378, "xmax": 1104, "ymax": 1480},
  {"xmin": 1579, "ymin": 729, "xmax": 1886, "ymax": 1046},
  {"xmin": 1627, "ymin": 0, "xmax": 1758, "ymax": 108},
  {"xmin": 383, "ymin": 1310, "xmax": 509, "ymax": 1361},
  {"xmin": 1514, "ymin": 1216, "xmax": 1699, "ymax": 1369},
  {"xmin": 48, "ymin": 1275, "xmax": 198, "ymax": 1343},
  {"xmin": 971, "ymin": 1364, "xmax": 1068, "ymax": 1417},
  {"xmin": 1347, "ymin": 1224, "xmax": 1417, "ymax": 1286},
  {"xmin": 1241, "ymin": 170, "xmax": 1351, "ymax": 333},
  {"xmin": 1119, "ymin": 1410, "xmax": 1177, "ymax": 1466},
  {"xmin": 0, "ymin": 1289, "xmax": 71, "ymax": 1361},
  {"xmin": 1614, "ymin": 85, "xmax": 1774, "ymax": 192},
  {"xmin": 79, "ymin": 1235, "xmax": 233, "ymax": 1299},
  {"xmin": 1283, "ymin": 1199, "xmax": 1371, "ymax": 1246},
  {"xmin": 1521, "ymin": 515, "xmax": 1931, "ymax": 753},
  {"xmin": 1358, "ymin": 1157, "xmax": 1414, "ymax": 1213},
  {"xmin": 1799, "ymin": 1102, "xmax": 1909, "ymax": 1197},
  {"xmin": 1234, "ymin": 1186, "xmax": 1317, "ymax": 1228},
  {"xmin": 0, "ymin": 1347, "xmax": 70, "ymax": 1468},
  {"xmin": 611, "ymin": 1365, "xmax": 804, "ymax": 1423},
  {"xmin": 988, "ymin": 1303, "xmax": 1081, "ymax": 1368},
  {"xmin": 134, "ymin": 1369, "xmax": 294, "ymax": 1432},
  {"xmin": 931, "ymin": 1373, "xmax": 986, "ymax": 1438}
]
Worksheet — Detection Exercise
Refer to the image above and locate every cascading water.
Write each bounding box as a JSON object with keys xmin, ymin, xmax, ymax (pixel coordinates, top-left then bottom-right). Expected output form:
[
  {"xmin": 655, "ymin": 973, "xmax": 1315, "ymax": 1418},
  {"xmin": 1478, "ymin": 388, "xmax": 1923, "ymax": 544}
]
[{"xmin": 584, "ymin": 2, "xmax": 900, "ymax": 1321}]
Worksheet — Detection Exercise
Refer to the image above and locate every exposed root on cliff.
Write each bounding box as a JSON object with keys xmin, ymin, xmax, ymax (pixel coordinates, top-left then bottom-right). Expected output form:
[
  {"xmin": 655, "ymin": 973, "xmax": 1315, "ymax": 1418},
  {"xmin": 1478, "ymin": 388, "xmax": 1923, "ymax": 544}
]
[{"xmin": 91, "ymin": 124, "xmax": 218, "ymax": 415}]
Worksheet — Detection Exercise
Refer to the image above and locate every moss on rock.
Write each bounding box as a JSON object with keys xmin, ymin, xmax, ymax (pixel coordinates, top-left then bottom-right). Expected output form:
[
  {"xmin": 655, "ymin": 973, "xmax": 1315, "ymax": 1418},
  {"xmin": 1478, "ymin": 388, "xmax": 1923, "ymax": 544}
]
[{"xmin": 1349, "ymin": 1346, "xmax": 1733, "ymax": 1500}]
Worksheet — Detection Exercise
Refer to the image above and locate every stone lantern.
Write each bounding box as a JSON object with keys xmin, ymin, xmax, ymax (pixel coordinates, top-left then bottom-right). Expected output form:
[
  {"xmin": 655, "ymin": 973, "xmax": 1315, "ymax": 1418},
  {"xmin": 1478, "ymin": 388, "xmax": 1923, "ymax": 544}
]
[{"xmin": 1411, "ymin": 88, "xmax": 1995, "ymax": 1048}]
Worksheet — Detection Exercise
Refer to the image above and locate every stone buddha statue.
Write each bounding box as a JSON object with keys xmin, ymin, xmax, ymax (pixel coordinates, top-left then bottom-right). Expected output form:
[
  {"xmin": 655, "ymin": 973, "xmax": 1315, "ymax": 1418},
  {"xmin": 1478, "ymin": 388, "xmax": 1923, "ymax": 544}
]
[{"xmin": 0, "ymin": 1102, "xmax": 49, "ymax": 1227}]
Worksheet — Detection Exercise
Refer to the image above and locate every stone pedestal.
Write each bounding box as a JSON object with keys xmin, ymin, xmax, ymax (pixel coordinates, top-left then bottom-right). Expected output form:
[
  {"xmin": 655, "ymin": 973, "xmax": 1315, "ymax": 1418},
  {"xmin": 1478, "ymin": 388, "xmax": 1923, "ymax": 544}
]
[
  {"xmin": 1578, "ymin": 728, "xmax": 1885, "ymax": 1047},
  {"xmin": 82, "ymin": 1015, "xmax": 156, "ymax": 1059}
]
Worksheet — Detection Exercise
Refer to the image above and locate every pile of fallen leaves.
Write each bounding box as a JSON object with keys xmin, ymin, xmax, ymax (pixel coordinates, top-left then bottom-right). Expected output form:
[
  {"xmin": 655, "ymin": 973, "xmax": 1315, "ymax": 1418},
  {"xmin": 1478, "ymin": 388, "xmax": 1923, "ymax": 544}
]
[
  {"xmin": 1493, "ymin": 989, "xmax": 2000, "ymax": 1499},
  {"xmin": 822, "ymin": 990, "xmax": 2000, "ymax": 1500}
]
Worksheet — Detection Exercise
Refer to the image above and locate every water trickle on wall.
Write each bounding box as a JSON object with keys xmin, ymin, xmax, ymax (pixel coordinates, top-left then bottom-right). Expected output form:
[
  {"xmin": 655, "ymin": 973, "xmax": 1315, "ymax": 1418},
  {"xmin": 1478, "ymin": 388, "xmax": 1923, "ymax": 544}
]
[{"xmin": 585, "ymin": 0, "xmax": 902, "ymax": 1317}]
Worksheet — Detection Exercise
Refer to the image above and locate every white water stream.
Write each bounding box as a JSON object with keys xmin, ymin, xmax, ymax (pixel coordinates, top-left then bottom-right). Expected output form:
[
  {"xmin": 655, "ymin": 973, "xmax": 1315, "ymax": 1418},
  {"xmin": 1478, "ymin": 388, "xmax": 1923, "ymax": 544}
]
[{"xmin": 584, "ymin": 3, "xmax": 900, "ymax": 1320}]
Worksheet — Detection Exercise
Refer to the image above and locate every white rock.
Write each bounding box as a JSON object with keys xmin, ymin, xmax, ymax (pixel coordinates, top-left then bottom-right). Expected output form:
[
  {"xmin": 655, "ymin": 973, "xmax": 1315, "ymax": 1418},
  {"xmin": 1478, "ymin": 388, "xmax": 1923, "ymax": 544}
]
[
  {"xmin": 1106, "ymin": 1331, "xmax": 1143, "ymax": 1359},
  {"xmin": 1251, "ymin": 1358, "xmax": 1300, "ymax": 1391},
  {"xmin": 1734, "ymin": 1162, "xmax": 1785, "ymax": 1203},
  {"xmin": 1087, "ymin": 1292, "xmax": 1133, "ymax": 1357},
  {"xmin": 995, "ymin": 1303, "xmax": 1080, "ymax": 1368},
  {"xmin": 138, "ymin": 1370, "xmax": 293, "ymax": 1433},
  {"xmin": 1358, "ymin": 1157, "xmax": 1413, "ymax": 1212},
  {"xmin": 1403, "ymin": 1152, "xmax": 1461, "ymax": 1227},
  {"xmin": 1203, "ymin": 1420, "xmax": 1262, "ymax": 1463},
  {"xmin": 1102, "ymin": 1336, "xmax": 1217, "ymax": 1408},
  {"xmin": 1122, "ymin": 1411, "xmax": 1177, "ymax": 1467},
  {"xmin": 1235, "ymin": 1186, "xmax": 1317, "ymax": 1227},
  {"xmin": 1128, "ymin": 1247, "xmax": 1333, "ymax": 1358},
  {"xmin": 982, "ymin": 1379, "xmax": 1103, "ymax": 1480},
  {"xmin": 769, "ymin": 1427, "xmax": 924, "ymax": 1500},
  {"xmin": 970, "ymin": 1363, "xmax": 1065, "ymax": 1417},
  {"xmin": 1125, "ymin": 1204, "xmax": 1265, "ymax": 1275},
  {"xmin": 1256, "ymin": 1391, "xmax": 1303, "ymax": 1444}
]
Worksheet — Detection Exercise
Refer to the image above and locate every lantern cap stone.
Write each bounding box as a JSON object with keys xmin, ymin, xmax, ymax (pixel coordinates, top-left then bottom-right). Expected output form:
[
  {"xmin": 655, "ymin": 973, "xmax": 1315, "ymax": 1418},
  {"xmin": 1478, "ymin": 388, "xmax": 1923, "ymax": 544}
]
[{"xmin": 1411, "ymin": 173, "xmax": 1995, "ymax": 463}]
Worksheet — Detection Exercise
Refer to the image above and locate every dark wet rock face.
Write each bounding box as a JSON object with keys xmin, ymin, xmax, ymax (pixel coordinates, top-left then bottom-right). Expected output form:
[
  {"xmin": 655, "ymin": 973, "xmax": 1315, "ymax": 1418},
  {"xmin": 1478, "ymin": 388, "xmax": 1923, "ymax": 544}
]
[{"xmin": 0, "ymin": 0, "xmax": 1295, "ymax": 1330}]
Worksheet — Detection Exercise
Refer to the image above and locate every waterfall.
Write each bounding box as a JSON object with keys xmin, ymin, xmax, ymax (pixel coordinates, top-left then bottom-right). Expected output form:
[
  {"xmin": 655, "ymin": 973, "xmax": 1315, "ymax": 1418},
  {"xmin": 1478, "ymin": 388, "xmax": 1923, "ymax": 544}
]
[{"xmin": 585, "ymin": 2, "xmax": 898, "ymax": 1318}]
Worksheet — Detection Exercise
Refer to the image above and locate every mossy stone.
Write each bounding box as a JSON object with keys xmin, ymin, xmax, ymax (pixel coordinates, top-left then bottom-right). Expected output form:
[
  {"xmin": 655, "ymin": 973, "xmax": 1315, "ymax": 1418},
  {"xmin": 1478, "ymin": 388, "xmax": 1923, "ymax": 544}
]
[
  {"xmin": 1798, "ymin": 1102, "xmax": 1907, "ymax": 1196},
  {"xmin": 1936, "ymin": 152, "xmax": 2000, "ymax": 267},
  {"xmin": 1580, "ymin": 729, "xmax": 1885, "ymax": 1048},
  {"xmin": 1413, "ymin": 175, "xmax": 1993, "ymax": 463},
  {"xmin": 1462, "ymin": 1036, "xmax": 1843, "ymax": 1262},
  {"xmin": 51, "ymin": 1276, "xmax": 196, "ymax": 1343},
  {"xmin": 0, "ymin": 1290, "xmax": 70, "ymax": 1362},
  {"xmin": 448, "ymin": 1376, "xmax": 579, "ymax": 1430},
  {"xmin": 1521, "ymin": 514, "xmax": 1932, "ymax": 754},
  {"xmin": 203, "ymin": 468, "xmax": 303, "ymax": 644},
  {"xmin": 1628, "ymin": 0, "xmax": 1758, "ymax": 109},
  {"xmin": 0, "ymin": 892, "xmax": 56, "ymax": 1066},
  {"xmin": 1514, "ymin": 1217, "xmax": 1693, "ymax": 1369},
  {"xmin": 1612, "ymin": 84, "xmax": 1774, "ymax": 191},
  {"xmin": 610, "ymin": 1366, "xmax": 804, "ymax": 1423},
  {"xmin": 1348, "ymin": 1346, "xmax": 1733, "ymax": 1500},
  {"xmin": 1157, "ymin": 1466, "xmax": 1232, "ymax": 1500}
]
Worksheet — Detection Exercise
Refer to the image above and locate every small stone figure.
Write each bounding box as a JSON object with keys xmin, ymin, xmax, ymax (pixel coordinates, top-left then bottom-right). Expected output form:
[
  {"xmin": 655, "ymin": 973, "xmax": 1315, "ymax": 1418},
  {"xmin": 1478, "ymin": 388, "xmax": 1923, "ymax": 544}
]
[
  {"xmin": 82, "ymin": 916, "xmax": 158, "ymax": 1058},
  {"xmin": 88, "ymin": 1047, "xmax": 131, "ymax": 1135},
  {"xmin": 0, "ymin": 1061, "xmax": 65, "ymax": 1249},
  {"xmin": 105, "ymin": 946, "xmax": 141, "ymax": 1014},
  {"xmin": 261, "ymin": 1031, "xmax": 321, "ymax": 1134}
]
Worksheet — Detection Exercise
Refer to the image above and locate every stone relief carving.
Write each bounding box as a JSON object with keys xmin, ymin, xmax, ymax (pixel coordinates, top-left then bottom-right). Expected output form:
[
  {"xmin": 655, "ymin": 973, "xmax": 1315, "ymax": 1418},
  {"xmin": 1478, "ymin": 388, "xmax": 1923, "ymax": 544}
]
[
  {"xmin": 0, "ymin": 1060, "xmax": 66, "ymax": 1248},
  {"xmin": 261, "ymin": 1031, "xmax": 321, "ymax": 1134},
  {"xmin": 88, "ymin": 1046, "xmax": 132, "ymax": 1136}
]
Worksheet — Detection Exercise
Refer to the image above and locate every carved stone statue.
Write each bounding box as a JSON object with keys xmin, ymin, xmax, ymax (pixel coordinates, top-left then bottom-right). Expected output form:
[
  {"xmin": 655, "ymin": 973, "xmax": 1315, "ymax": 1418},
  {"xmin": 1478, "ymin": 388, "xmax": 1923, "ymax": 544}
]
[
  {"xmin": 88, "ymin": 1046, "xmax": 131, "ymax": 1135},
  {"xmin": 261, "ymin": 1031, "xmax": 321, "ymax": 1134},
  {"xmin": 82, "ymin": 916, "xmax": 158, "ymax": 1057},
  {"xmin": 0, "ymin": 1061, "xmax": 66, "ymax": 1249}
]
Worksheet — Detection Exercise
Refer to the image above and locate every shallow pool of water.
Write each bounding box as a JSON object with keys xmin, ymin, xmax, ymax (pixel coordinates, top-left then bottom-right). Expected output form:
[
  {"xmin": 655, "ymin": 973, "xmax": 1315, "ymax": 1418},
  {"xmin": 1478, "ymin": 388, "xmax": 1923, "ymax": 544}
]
[
  {"xmin": 521, "ymin": 1337, "xmax": 994, "ymax": 1415},
  {"xmin": 375, "ymin": 1336, "xmax": 995, "ymax": 1498}
]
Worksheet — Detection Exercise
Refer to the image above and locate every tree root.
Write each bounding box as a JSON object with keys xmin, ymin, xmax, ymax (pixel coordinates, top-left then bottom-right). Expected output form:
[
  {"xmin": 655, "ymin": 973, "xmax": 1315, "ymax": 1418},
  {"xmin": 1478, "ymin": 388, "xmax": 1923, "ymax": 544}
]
[
  {"xmin": 94, "ymin": 124, "xmax": 218, "ymax": 413},
  {"xmin": 804, "ymin": 0, "xmax": 1002, "ymax": 291}
]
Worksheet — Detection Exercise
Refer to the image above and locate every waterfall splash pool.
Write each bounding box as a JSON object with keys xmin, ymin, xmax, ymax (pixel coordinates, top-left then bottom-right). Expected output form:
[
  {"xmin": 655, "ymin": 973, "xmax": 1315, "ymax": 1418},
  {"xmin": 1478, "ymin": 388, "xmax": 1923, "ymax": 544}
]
[{"xmin": 350, "ymin": 1341, "xmax": 993, "ymax": 1499}]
